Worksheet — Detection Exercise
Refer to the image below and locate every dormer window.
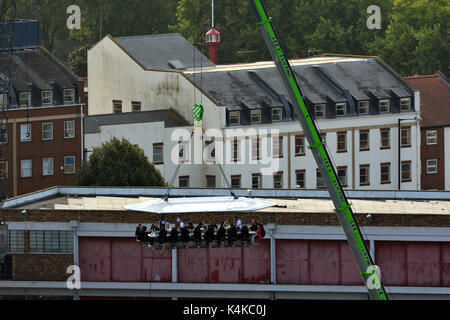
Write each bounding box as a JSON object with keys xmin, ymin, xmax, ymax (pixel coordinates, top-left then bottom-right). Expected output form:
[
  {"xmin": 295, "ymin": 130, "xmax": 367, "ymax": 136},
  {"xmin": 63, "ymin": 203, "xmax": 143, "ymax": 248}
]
[
  {"xmin": 400, "ymin": 98, "xmax": 411, "ymax": 112},
  {"xmin": 358, "ymin": 101, "xmax": 369, "ymax": 115},
  {"xmin": 64, "ymin": 88, "xmax": 75, "ymax": 103},
  {"xmin": 250, "ymin": 109, "xmax": 261, "ymax": 124},
  {"xmin": 272, "ymin": 107, "xmax": 283, "ymax": 122},
  {"xmin": 229, "ymin": 111, "xmax": 240, "ymax": 125},
  {"xmin": 336, "ymin": 103, "xmax": 347, "ymax": 117},
  {"xmin": 379, "ymin": 99, "xmax": 390, "ymax": 113},
  {"xmin": 42, "ymin": 90, "xmax": 53, "ymax": 105},
  {"xmin": 315, "ymin": 104, "xmax": 326, "ymax": 118},
  {"xmin": 20, "ymin": 92, "xmax": 31, "ymax": 107}
]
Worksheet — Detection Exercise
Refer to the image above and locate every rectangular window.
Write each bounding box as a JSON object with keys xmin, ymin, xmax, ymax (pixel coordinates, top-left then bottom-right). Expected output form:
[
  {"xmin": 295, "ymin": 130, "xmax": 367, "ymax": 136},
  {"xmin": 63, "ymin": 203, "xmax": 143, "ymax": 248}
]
[
  {"xmin": 42, "ymin": 122, "xmax": 53, "ymax": 141},
  {"xmin": 380, "ymin": 163, "xmax": 391, "ymax": 184},
  {"xmin": 21, "ymin": 159, "xmax": 32, "ymax": 178},
  {"xmin": 295, "ymin": 135, "xmax": 305, "ymax": 156},
  {"xmin": 205, "ymin": 139, "xmax": 215, "ymax": 162},
  {"xmin": 296, "ymin": 170, "xmax": 306, "ymax": 189},
  {"xmin": 231, "ymin": 175, "xmax": 241, "ymax": 189},
  {"xmin": 251, "ymin": 109, "xmax": 261, "ymax": 124},
  {"xmin": 359, "ymin": 130, "xmax": 369, "ymax": 151},
  {"xmin": 360, "ymin": 165, "xmax": 370, "ymax": 186},
  {"xmin": 231, "ymin": 138, "xmax": 241, "ymax": 163},
  {"xmin": 0, "ymin": 93, "xmax": 8, "ymax": 107},
  {"xmin": 179, "ymin": 176, "xmax": 190, "ymax": 188},
  {"xmin": 0, "ymin": 161, "xmax": 8, "ymax": 179},
  {"xmin": 252, "ymin": 174, "xmax": 262, "ymax": 189},
  {"xmin": 42, "ymin": 90, "xmax": 53, "ymax": 105},
  {"xmin": 401, "ymin": 127, "xmax": 411, "ymax": 148},
  {"xmin": 273, "ymin": 136, "xmax": 283, "ymax": 158},
  {"xmin": 206, "ymin": 175, "xmax": 216, "ymax": 188},
  {"xmin": 337, "ymin": 132, "xmax": 347, "ymax": 153},
  {"xmin": 252, "ymin": 137, "xmax": 261, "ymax": 161},
  {"xmin": 20, "ymin": 123, "xmax": 32, "ymax": 142},
  {"xmin": 358, "ymin": 101, "xmax": 369, "ymax": 115},
  {"xmin": 316, "ymin": 170, "xmax": 325, "ymax": 188},
  {"xmin": 401, "ymin": 161, "xmax": 412, "ymax": 182},
  {"xmin": 229, "ymin": 111, "xmax": 240, "ymax": 125},
  {"xmin": 315, "ymin": 104, "xmax": 326, "ymax": 118},
  {"xmin": 272, "ymin": 108, "xmax": 283, "ymax": 122},
  {"xmin": 29, "ymin": 230, "xmax": 74, "ymax": 254},
  {"xmin": 64, "ymin": 89, "xmax": 75, "ymax": 103},
  {"xmin": 131, "ymin": 101, "xmax": 141, "ymax": 112},
  {"xmin": 274, "ymin": 172, "xmax": 283, "ymax": 189},
  {"xmin": 178, "ymin": 141, "xmax": 189, "ymax": 163},
  {"xmin": 337, "ymin": 167, "xmax": 347, "ymax": 187},
  {"xmin": 64, "ymin": 120, "xmax": 76, "ymax": 138},
  {"xmin": 64, "ymin": 156, "xmax": 75, "ymax": 174},
  {"xmin": 0, "ymin": 125, "xmax": 7, "ymax": 144},
  {"xmin": 379, "ymin": 99, "xmax": 390, "ymax": 113},
  {"xmin": 426, "ymin": 159, "xmax": 438, "ymax": 174},
  {"xmin": 113, "ymin": 100, "xmax": 122, "ymax": 113},
  {"xmin": 426, "ymin": 130, "xmax": 437, "ymax": 145},
  {"xmin": 336, "ymin": 103, "xmax": 347, "ymax": 117},
  {"xmin": 152, "ymin": 143, "xmax": 163, "ymax": 164},
  {"xmin": 8, "ymin": 230, "xmax": 25, "ymax": 253},
  {"xmin": 19, "ymin": 92, "xmax": 31, "ymax": 107},
  {"xmin": 380, "ymin": 128, "xmax": 390, "ymax": 149},
  {"xmin": 42, "ymin": 158, "xmax": 54, "ymax": 176},
  {"xmin": 400, "ymin": 98, "xmax": 411, "ymax": 112}
]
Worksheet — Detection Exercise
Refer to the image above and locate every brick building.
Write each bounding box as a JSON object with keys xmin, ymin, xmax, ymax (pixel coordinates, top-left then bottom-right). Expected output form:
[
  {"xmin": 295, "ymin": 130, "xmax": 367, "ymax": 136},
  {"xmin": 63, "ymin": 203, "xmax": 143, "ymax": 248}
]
[
  {"xmin": 0, "ymin": 45, "xmax": 84, "ymax": 198},
  {"xmin": 1, "ymin": 186, "xmax": 450, "ymax": 300},
  {"xmin": 405, "ymin": 73, "xmax": 450, "ymax": 190}
]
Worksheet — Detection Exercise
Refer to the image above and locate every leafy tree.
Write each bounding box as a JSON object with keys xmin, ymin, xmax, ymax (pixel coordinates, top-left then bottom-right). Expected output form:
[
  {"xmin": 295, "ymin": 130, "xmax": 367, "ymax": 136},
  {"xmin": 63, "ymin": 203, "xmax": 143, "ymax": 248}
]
[
  {"xmin": 369, "ymin": 0, "xmax": 449, "ymax": 76},
  {"xmin": 78, "ymin": 137, "xmax": 166, "ymax": 187}
]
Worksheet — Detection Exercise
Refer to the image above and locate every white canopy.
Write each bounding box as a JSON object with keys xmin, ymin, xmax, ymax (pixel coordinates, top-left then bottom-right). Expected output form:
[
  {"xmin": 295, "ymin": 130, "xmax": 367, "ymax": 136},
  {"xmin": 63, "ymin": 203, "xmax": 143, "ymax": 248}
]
[{"xmin": 123, "ymin": 196, "xmax": 276, "ymax": 214}]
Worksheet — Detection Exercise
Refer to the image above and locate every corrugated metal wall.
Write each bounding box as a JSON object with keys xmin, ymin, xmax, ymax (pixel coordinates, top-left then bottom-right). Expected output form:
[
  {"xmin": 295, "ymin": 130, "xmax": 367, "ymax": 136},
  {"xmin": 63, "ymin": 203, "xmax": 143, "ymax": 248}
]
[{"xmin": 79, "ymin": 237, "xmax": 450, "ymax": 287}]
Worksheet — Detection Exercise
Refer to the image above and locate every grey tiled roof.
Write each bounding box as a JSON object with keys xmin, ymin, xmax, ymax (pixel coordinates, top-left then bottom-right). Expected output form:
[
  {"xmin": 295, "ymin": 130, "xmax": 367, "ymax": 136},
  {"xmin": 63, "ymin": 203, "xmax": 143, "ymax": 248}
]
[
  {"xmin": 84, "ymin": 109, "xmax": 190, "ymax": 134},
  {"xmin": 115, "ymin": 33, "xmax": 215, "ymax": 70}
]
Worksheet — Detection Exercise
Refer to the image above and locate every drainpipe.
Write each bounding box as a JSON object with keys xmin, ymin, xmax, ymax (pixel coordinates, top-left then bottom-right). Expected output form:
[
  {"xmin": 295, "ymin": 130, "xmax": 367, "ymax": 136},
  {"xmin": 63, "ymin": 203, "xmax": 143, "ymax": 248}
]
[
  {"xmin": 70, "ymin": 220, "xmax": 80, "ymax": 300},
  {"xmin": 266, "ymin": 223, "xmax": 276, "ymax": 285},
  {"xmin": 172, "ymin": 248, "xmax": 178, "ymax": 300}
]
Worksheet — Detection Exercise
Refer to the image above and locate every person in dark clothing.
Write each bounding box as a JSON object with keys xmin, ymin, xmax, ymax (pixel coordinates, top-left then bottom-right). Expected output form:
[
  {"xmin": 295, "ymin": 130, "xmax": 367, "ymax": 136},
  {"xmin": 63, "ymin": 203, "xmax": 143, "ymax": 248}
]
[
  {"xmin": 240, "ymin": 224, "xmax": 250, "ymax": 243},
  {"xmin": 158, "ymin": 227, "xmax": 167, "ymax": 244},
  {"xmin": 159, "ymin": 216, "xmax": 166, "ymax": 230},
  {"xmin": 135, "ymin": 224, "xmax": 142, "ymax": 241},
  {"xmin": 249, "ymin": 219, "xmax": 258, "ymax": 232},
  {"xmin": 180, "ymin": 226, "xmax": 190, "ymax": 242},
  {"xmin": 140, "ymin": 226, "xmax": 149, "ymax": 242},
  {"xmin": 204, "ymin": 224, "xmax": 215, "ymax": 243},
  {"xmin": 193, "ymin": 224, "xmax": 202, "ymax": 247},
  {"xmin": 170, "ymin": 226, "xmax": 179, "ymax": 244},
  {"xmin": 227, "ymin": 223, "xmax": 238, "ymax": 245},
  {"xmin": 216, "ymin": 223, "xmax": 226, "ymax": 245}
]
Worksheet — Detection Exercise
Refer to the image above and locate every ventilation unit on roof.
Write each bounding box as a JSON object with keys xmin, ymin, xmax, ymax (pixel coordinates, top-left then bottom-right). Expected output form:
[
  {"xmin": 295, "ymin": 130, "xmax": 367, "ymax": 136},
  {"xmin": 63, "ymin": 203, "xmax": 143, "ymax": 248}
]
[{"xmin": 168, "ymin": 60, "xmax": 186, "ymax": 70}]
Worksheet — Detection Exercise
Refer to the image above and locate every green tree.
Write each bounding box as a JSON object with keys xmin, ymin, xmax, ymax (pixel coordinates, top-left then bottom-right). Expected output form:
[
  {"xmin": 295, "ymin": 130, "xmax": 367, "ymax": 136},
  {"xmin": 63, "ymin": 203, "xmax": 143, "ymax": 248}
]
[
  {"xmin": 369, "ymin": 0, "xmax": 449, "ymax": 76},
  {"xmin": 78, "ymin": 138, "xmax": 166, "ymax": 187}
]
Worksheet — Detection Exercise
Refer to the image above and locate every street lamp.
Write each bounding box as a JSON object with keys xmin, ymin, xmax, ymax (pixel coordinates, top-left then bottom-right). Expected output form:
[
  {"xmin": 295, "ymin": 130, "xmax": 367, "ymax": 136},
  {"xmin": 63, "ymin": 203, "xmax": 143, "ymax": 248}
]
[{"xmin": 398, "ymin": 117, "xmax": 420, "ymax": 190}]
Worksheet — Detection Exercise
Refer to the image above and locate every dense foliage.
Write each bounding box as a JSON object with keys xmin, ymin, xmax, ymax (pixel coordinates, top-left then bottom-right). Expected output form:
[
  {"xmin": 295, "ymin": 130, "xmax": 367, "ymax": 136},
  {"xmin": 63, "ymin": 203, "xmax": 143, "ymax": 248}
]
[
  {"xmin": 77, "ymin": 137, "xmax": 166, "ymax": 187},
  {"xmin": 9, "ymin": 0, "xmax": 449, "ymax": 77}
]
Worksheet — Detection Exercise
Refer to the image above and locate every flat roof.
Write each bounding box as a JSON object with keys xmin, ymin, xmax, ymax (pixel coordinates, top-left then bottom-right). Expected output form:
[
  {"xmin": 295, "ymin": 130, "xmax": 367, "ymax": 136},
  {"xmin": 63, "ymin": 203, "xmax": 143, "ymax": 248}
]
[{"xmin": 4, "ymin": 186, "xmax": 450, "ymax": 215}]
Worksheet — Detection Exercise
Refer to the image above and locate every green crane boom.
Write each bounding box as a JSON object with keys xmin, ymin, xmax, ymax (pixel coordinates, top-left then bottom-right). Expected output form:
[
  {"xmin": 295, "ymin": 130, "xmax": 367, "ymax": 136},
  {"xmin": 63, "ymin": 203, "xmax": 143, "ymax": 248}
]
[{"xmin": 250, "ymin": 0, "xmax": 388, "ymax": 300}]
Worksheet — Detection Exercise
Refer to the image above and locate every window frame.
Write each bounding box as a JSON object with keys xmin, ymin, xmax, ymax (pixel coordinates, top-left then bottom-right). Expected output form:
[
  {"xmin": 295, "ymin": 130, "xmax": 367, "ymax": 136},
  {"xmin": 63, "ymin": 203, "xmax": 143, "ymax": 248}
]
[
  {"xmin": 380, "ymin": 162, "xmax": 391, "ymax": 184},
  {"xmin": 337, "ymin": 132, "xmax": 347, "ymax": 153},
  {"xmin": 41, "ymin": 90, "xmax": 53, "ymax": 105},
  {"xmin": 21, "ymin": 159, "xmax": 32, "ymax": 178},
  {"xmin": 252, "ymin": 173, "xmax": 262, "ymax": 189},
  {"xmin": 401, "ymin": 160, "xmax": 412, "ymax": 182},
  {"xmin": 379, "ymin": 99, "xmax": 390, "ymax": 114},
  {"xmin": 64, "ymin": 120, "xmax": 76, "ymax": 139},
  {"xmin": 295, "ymin": 135, "xmax": 305, "ymax": 157},
  {"xmin": 359, "ymin": 130, "xmax": 370, "ymax": 151},
  {"xmin": 179, "ymin": 176, "xmax": 190, "ymax": 188},
  {"xmin": 19, "ymin": 92, "xmax": 31, "ymax": 107},
  {"xmin": 295, "ymin": 170, "xmax": 306, "ymax": 189},
  {"xmin": 401, "ymin": 126, "xmax": 411, "ymax": 148},
  {"xmin": 131, "ymin": 101, "xmax": 142, "ymax": 112},
  {"xmin": 63, "ymin": 88, "xmax": 75, "ymax": 104},
  {"xmin": 273, "ymin": 171, "xmax": 283, "ymax": 189},
  {"xmin": 271, "ymin": 107, "xmax": 283, "ymax": 122},
  {"xmin": 272, "ymin": 136, "xmax": 283, "ymax": 158},
  {"xmin": 231, "ymin": 138, "xmax": 241, "ymax": 163},
  {"xmin": 315, "ymin": 104, "xmax": 326, "ymax": 118},
  {"xmin": 0, "ymin": 160, "xmax": 8, "ymax": 180},
  {"xmin": 426, "ymin": 130, "xmax": 437, "ymax": 145},
  {"xmin": 20, "ymin": 123, "xmax": 32, "ymax": 142},
  {"xmin": 64, "ymin": 156, "xmax": 76, "ymax": 174},
  {"xmin": 426, "ymin": 159, "xmax": 438, "ymax": 174},
  {"xmin": 316, "ymin": 169, "xmax": 325, "ymax": 189},
  {"xmin": 359, "ymin": 164, "xmax": 370, "ymax": 186},
  {"xmin": 252, "ymin": 137, "xmax": 262, "ymax": 161},
  {"xmin": 380, "ymin": 128, "xmax": 391, "ymax": 149},
  {"xmin": 206, "ymin": 175, "xmax": 216, "ymax": 188},
  {"xmin": 42, "ymin": 157, "xmax": 54, "ymax": 176},
  {"xmin": 113, "ymin": 100, "xmax": 122, "ymax": 114},
  {"xmin": 152, "ymin": 143, "xmax": 164, "ymax": 165},
  {"xmin": 231, "ymin": 175, "xmax": 241, "ymax": 189},
  {"xmin": 250, "ymin": 109, "xmax": 262, "ymax": 124},
  {"xmin": 336, "ymin": 103, "xmax": 347, "ymax": 117},
  {"xmin": 229, "ymin": 111, "xmax": 240, "ymax": 125},
  {"xmin": 358, "ymin": 101, "xmax": 369, "ymax": 115},
  {"xmin": 41, "ymin": 122, "xmax": 54, "ymax": 141},
  {"xmin": 400, "ymin": 98, "xmax": 411, "ymax": 112},
  {"xmin": 337, "ymin": 166, "xmax": 348, "ymax": 187}
]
